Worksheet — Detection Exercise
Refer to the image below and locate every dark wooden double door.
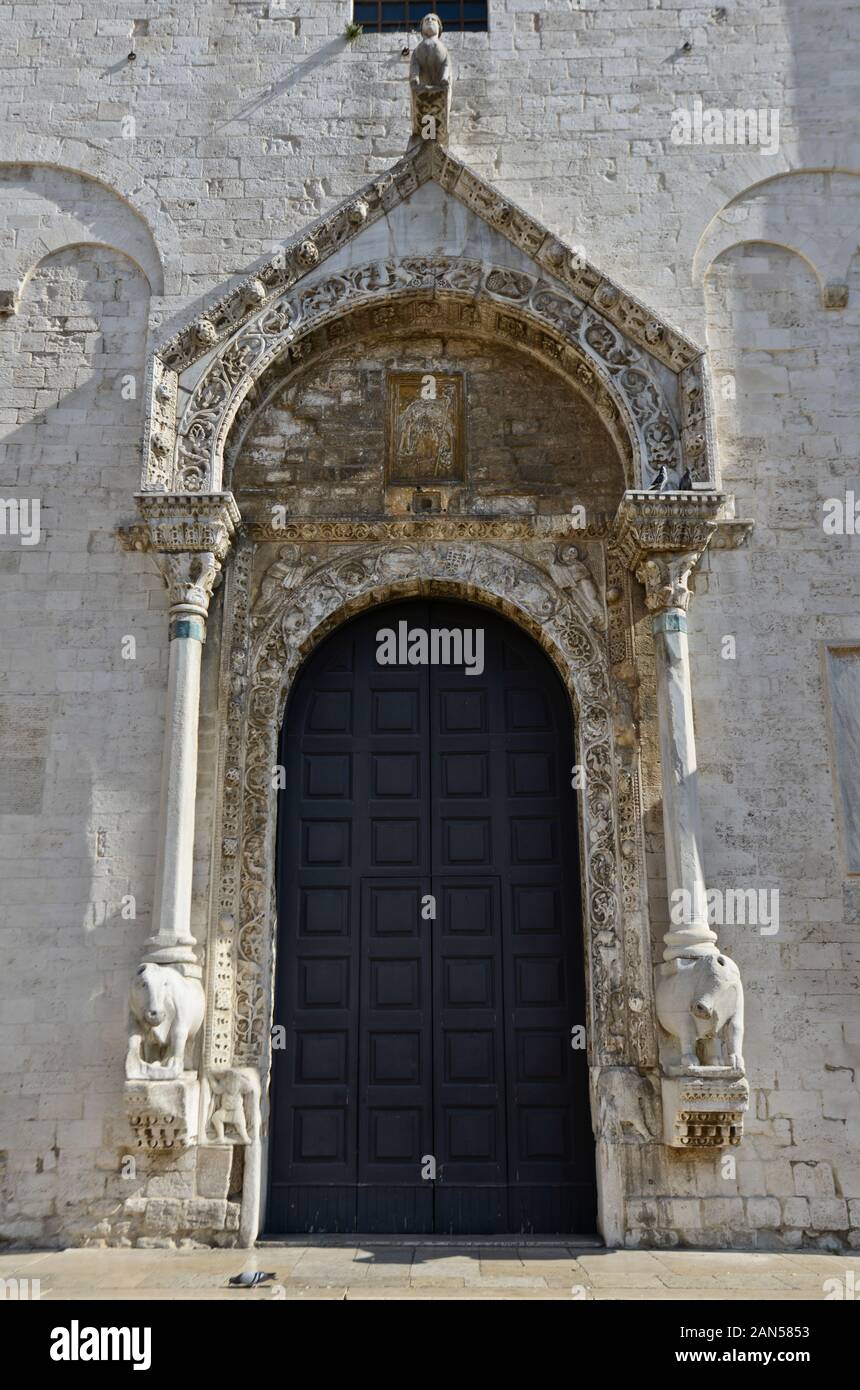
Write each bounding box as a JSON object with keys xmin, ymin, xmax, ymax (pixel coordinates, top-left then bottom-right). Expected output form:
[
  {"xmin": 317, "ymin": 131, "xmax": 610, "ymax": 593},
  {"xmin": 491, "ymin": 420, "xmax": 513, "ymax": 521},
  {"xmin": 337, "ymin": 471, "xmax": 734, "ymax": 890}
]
[{"xmin": 268, "ymin": 600, "xmax": 596, "ymax": 1234}]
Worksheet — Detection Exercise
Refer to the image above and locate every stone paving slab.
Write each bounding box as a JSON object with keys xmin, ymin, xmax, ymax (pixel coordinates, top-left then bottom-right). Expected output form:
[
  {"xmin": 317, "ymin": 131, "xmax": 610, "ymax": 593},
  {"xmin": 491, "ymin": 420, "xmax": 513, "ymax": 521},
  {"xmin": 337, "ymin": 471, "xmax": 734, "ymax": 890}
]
[{"xmin": 0, "ymin": 1245, "xmax": 856, "ymax": 1300}]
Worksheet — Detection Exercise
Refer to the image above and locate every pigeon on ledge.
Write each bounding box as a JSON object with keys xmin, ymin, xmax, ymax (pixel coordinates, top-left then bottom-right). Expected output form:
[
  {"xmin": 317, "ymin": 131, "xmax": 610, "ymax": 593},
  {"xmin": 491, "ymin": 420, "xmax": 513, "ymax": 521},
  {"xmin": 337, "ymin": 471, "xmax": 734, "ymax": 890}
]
[{"xmin": 229, "ymin": 1271, "xmax": 277, "ymax": 1288}]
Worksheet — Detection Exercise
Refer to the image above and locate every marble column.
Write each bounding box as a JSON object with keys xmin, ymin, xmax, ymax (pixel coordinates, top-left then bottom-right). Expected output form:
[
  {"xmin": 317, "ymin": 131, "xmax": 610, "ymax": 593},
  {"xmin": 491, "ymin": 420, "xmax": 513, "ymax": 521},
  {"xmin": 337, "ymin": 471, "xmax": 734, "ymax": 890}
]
[
  {"xmin": 124, "ymin": 494, "xmax": 240, "ymax": 1093},
  {"xmin": 637, "ymin": 550, "xmax": 717, "ymax": 961},
  {"xmin": 612, "ymin": 491, "xmax": 724, "ymax": 963},
  {"xmin": 145, "ymin": 549, "xmax": 222, "ymax": 974}
]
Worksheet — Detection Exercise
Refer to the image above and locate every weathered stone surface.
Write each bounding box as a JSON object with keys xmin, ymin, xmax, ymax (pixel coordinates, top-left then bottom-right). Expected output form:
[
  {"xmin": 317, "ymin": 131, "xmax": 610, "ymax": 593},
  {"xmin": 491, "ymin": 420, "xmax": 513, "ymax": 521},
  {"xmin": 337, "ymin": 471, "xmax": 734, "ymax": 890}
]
[{"xmin": 0, "ymin": 0, "xmax": 857, "ymax": 1255}]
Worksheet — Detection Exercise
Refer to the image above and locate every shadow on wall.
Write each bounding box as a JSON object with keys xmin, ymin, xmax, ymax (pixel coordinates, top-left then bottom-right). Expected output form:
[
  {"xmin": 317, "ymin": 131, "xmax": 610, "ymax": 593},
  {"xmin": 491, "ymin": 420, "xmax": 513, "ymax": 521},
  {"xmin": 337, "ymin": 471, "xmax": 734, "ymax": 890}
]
[
  {"xmin": 0, "ymin": 164, "xmax": 164, "ymax": 307},
  {"xmin": 0, "ymin": 242, "xmax": 167, "ymax": 1242}
]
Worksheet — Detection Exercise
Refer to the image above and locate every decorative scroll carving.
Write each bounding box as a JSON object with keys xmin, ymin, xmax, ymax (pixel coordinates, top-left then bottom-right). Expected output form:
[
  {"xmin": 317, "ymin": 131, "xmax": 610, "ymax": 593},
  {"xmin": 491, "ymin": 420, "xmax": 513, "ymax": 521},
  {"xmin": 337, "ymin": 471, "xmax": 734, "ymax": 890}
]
[{"xmin": 245, "ymin": 515, "xmax": 614, "ymax": 543}]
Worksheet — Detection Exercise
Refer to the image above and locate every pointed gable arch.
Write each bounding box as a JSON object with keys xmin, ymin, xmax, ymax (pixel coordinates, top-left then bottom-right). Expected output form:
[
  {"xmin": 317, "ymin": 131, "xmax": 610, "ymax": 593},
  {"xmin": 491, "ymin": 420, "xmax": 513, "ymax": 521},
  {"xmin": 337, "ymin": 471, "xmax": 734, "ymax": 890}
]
[{"xmin": 141, "ymin": 143, "xmax": 717, "ymax": 497}]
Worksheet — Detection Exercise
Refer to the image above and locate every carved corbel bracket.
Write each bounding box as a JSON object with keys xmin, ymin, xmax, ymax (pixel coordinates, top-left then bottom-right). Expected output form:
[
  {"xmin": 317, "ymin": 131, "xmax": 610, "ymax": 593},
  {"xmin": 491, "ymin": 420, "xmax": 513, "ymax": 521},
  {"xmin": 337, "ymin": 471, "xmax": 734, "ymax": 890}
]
[
  {"xmin": 609, "ymin": 490, "xmax": 728, "ymax": 608},
  {"xmin": 125, "ymin": 1075, "xmax": 200, "ymax": 1152},
  {"xmin": 661, "ymin": 1070, "xmax": 749, "ymax": 1149},
  {"xmin": 125, "ymin": 492, "xmax": 242, "ymax": 622}
]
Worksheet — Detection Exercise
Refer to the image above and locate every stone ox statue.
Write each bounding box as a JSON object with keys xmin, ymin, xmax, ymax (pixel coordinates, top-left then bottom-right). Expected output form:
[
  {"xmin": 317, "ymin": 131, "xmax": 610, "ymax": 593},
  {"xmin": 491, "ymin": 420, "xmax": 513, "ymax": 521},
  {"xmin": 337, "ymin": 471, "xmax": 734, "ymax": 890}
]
[
  {"xmin": 126, "ymin": 962, "xmax": 204, "ymax": 1081},
  {"xmin": 656, "ymin": 952, "xmax": 745, "ymax": 1072}
]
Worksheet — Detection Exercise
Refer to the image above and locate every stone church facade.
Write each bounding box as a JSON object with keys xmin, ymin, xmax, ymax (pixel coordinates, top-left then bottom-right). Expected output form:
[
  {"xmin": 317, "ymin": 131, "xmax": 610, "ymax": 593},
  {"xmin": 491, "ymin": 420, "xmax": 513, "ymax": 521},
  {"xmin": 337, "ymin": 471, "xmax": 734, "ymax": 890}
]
[{"xmin": 0, "ymin": 2, "xmax": 858, "ymax": 1251}]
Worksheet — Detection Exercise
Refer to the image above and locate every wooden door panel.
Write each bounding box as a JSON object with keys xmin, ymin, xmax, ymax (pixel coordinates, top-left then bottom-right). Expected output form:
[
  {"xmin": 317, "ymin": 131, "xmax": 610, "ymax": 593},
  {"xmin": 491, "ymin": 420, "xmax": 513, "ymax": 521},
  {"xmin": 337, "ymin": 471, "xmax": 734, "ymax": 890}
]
[{"xmin": 268, "ymin": 599, "xmax": 596, "ymax": 1235}]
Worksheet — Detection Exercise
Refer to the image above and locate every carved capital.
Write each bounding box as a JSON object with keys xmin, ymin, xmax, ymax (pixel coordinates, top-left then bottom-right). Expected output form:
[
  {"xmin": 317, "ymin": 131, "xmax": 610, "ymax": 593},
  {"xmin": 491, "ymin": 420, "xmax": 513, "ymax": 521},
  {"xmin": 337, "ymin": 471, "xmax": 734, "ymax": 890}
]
[
  {"xmin": 131, "ymin": 492, "xmax": 241, "ymax": 626},
  {"xmin": 611, "ymin": 489, "xmax": 727, "ymax": 614},
  {"xmin": 156, "ymin": 550, "xmax": 222, "ymax": 622},
  {"xmin": 635, "ymin": 551, "xmax": 698, "ymax": 614}
]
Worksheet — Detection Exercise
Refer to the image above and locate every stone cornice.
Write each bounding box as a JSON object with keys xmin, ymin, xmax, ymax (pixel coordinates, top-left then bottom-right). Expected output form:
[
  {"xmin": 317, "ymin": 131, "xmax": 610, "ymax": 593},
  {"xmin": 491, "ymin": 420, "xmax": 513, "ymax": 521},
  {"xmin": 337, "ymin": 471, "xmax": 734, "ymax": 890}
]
[
  {"xmin": 122, "ymin": 493, "xmax": 242, "ymax": 558},
  {"xmin": 610, "ymin": 490, "xmax": 728, "ymax": 569},
  {"xmin": 610, "ymin": 490, "xmax": 730, "ymax": 614}
]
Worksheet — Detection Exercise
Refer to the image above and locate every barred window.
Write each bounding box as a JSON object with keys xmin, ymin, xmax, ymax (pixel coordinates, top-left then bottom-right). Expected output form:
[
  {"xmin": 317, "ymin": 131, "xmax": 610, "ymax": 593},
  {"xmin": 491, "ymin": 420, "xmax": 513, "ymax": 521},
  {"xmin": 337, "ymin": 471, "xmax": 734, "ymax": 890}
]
[{"xmin": 353, "ymin": 3, "xmax": 488, "ymax": 32}]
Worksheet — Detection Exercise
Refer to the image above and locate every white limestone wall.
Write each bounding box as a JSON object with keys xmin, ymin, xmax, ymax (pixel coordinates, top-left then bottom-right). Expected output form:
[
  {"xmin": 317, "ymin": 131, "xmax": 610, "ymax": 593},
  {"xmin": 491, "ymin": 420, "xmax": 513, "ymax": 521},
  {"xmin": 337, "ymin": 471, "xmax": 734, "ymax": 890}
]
[{"xmin": 0, "ymin": 0, "xmax": 858, "ymax": 1247}]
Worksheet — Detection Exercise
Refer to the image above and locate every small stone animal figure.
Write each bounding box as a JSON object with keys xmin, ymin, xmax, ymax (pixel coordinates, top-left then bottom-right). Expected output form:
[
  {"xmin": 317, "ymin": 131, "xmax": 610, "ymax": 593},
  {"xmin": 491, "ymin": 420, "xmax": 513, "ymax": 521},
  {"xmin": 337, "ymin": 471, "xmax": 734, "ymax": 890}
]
[
  {"xmin": 126, "ymin": 962, "xmax": 204, "ymax": 1080},
  {"xmin": 656, "ymin": 952, "xmax": 745, "ymax": 1071}
]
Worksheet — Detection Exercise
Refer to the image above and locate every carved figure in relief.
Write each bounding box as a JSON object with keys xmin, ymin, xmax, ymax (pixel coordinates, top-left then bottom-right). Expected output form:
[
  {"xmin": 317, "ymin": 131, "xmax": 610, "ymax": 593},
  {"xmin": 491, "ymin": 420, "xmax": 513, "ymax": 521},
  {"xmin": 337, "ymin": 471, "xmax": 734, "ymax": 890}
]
[
  {"xmin": 206, "ymin": 1068, "xmax": 258, "ymax": 1143},
  {"xmin": 126, "ymin": 963, "xmax": 204, "ymax": 1080},
  {"xmin": 555, "ymin": 543, "xmax": 604, "ymax": 629},
  {"xmin": 656, "ymin": 953, "xmax": 745, "ymax": 1072},
  {"xmin": 397, "ymin": 386, "xmax": 456, "ymax": 478}
]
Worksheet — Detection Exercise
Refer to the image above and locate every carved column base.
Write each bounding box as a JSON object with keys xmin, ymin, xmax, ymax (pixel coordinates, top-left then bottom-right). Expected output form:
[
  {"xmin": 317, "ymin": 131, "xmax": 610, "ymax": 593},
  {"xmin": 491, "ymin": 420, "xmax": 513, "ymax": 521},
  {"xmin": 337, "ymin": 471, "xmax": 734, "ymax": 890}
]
[
  {"xmin": 661, "ymin": 1070, "xmax": 749, "ymax": 1149},
  {"xmin": 125, "ymin": 1075, "xmax": 200, "ymax": 1152}
]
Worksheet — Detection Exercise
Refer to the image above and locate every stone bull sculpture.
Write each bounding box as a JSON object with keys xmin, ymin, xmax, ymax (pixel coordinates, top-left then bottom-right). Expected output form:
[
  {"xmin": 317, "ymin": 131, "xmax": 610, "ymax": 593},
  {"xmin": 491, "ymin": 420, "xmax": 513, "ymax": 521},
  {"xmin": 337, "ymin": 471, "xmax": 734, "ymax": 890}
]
[
  {"xmin": 125, "ymin": 962, "xmax": 204, "ymax": 1081},
  {"xmin": 656, "ymin": 952, "xmax": 745, "ymax": 1072}
]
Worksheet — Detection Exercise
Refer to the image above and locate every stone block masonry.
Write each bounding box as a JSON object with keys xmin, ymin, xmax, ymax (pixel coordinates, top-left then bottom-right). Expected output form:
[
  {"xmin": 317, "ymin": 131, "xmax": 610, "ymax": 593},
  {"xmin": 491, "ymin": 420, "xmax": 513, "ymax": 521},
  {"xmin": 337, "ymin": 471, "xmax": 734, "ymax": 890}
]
[{"xmin": 0, "ymin": 1, "xmax": 858, "ymax": 1250}]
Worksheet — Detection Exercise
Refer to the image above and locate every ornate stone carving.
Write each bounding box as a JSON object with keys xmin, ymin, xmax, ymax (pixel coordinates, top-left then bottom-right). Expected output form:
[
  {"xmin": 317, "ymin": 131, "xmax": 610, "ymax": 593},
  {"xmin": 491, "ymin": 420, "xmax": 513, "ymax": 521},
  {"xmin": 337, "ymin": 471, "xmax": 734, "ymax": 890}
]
[
  {"xmin": 387, "ymin": 370, "xmax": 464, "ymax": 484},
  {"xmin": 126, "ymin": 1078, "xmax": 199, "ymax": 1151},
  {"xmin": 165, "ymin": 257, "xmax": 680, "ymax": 495},
  {"xmin": 661, "ymin": 1072, "xmax": 749, "ymax": 1148},
  {"xmin": 203, "ymin": 1068, "xmax": 260, "ymax": 1144},
  {"xmin": 554, "ymin": 543, "xmax": 605, "ymax": 630},
  {"xmin": 125, "ymin": 963, "xmax": 205, "ymax": 1082},
  {"xmin": 656, "ymin": 953, "xmax": 745, "ymax": 1073},
  {"xmin": 144, "ymin": 142, "xmax": 709, "ymax": 498},
  {"xmin": 611, "ymin": 489, "xmax": 726, "ymax": 574},
  {"xmin": 245, "ymin": 515, "xmax": 613, "ymax": 543},
  {"xmin": 409, "ymin": 14, "xmax": 452, "ymax": 148},
  {"xmin": 635, "ymin": 552, "xmax": 698, "ymax": 614}
]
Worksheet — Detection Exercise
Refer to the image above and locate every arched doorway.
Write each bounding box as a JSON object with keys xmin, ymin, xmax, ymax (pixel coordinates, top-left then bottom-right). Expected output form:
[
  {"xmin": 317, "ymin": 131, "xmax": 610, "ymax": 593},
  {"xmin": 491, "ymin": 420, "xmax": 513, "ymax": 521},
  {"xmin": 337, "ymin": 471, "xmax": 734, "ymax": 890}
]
[{"xmin": 267, "ymin": 597, "xmax": 597, "ymax": 1235}]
